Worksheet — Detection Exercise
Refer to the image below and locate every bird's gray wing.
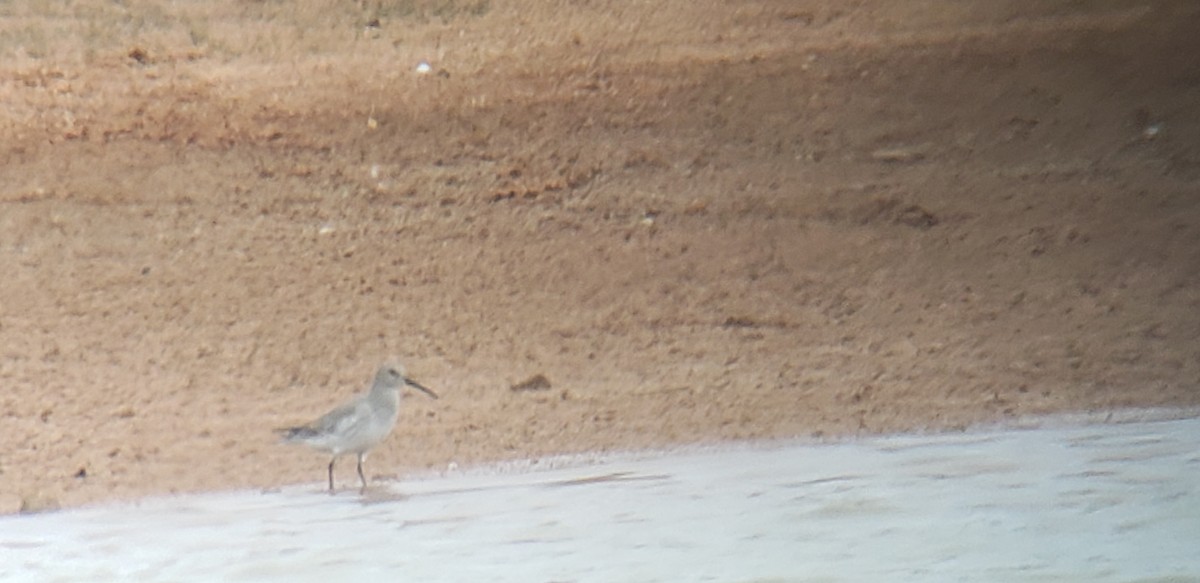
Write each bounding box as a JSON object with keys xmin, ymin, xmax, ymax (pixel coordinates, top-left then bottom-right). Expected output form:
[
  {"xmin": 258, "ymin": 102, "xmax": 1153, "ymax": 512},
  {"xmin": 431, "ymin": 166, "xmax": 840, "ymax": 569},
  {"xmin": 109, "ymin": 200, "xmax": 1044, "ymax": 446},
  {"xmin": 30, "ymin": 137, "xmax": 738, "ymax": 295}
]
[
  {"xmin": 309, "ymin": 397, "xmax": 373, "ymax": 437},
  {"xmin": 279, "ymin": 397, "xmax": 371, "ymax": 441}
]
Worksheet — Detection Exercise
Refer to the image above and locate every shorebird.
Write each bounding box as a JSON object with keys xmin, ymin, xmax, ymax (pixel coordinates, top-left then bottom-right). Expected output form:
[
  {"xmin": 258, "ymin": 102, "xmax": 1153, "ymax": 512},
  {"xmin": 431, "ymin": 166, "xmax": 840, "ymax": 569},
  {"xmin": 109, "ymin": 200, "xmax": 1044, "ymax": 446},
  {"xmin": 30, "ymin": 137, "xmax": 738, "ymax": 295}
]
[{"xmin": 278, "ymin": 362, "xmax": 438, "ymax": 493}]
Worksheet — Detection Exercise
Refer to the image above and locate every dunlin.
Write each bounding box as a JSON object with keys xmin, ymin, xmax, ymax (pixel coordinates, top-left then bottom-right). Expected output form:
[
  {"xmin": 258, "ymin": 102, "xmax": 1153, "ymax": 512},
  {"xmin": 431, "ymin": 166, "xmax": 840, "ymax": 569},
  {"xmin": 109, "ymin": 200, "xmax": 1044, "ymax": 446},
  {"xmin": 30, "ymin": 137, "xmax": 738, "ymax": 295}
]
[{"xmin": 279, "ymin": 362, "xmax": 437, "ymax": 493}]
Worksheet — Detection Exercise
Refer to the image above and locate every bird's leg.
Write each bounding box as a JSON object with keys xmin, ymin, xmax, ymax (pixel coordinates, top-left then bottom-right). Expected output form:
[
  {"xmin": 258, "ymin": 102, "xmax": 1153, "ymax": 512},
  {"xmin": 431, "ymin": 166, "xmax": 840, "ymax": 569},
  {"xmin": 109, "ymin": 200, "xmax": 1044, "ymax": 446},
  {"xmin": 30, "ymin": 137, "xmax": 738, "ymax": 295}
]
[
  {"xmin": 328, "ymin": 457, "xmax": 337, "ymax": 494},
  {"xmin": 357, "ymin": 452, "xmax": 368, "ymax": 493}
]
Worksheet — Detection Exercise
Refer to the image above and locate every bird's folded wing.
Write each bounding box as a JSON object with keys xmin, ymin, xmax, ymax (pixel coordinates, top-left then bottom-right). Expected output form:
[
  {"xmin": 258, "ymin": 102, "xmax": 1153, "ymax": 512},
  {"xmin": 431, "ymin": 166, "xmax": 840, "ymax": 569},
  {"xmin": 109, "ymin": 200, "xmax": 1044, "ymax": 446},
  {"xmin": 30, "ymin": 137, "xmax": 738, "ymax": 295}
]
[{"xmin": 311, "ymin": 399, "xmax": 373, "ymax": 437}]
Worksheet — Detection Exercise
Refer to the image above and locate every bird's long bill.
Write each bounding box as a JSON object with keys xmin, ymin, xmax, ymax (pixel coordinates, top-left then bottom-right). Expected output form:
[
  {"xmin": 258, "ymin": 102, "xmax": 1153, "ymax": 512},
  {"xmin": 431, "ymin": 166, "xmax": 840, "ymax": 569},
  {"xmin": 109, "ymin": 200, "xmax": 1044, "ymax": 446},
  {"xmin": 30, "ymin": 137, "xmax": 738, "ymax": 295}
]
[{"xmin": 405, "ymin": 378, "xmax": 439, "ymax": 399}]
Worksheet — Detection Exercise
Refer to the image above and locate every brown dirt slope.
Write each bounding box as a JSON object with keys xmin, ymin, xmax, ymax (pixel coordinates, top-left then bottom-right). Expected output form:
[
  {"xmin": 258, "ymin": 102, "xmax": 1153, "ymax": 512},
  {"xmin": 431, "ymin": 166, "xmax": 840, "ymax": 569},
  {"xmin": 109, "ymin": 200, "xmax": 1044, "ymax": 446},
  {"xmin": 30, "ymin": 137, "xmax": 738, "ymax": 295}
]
[{"xmin": 0, "ymin": 0, "xmax": 1197, "ymax": 512}]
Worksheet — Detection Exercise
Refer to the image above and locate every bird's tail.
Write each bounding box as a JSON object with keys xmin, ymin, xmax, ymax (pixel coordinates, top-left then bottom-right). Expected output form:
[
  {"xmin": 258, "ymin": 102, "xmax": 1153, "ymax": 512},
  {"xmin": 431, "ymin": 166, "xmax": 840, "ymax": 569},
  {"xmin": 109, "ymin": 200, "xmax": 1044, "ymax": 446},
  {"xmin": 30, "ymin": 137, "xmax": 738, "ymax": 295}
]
[{"xmin": 276, "ymin": 426, "xmax": 318, "ymax": 442}]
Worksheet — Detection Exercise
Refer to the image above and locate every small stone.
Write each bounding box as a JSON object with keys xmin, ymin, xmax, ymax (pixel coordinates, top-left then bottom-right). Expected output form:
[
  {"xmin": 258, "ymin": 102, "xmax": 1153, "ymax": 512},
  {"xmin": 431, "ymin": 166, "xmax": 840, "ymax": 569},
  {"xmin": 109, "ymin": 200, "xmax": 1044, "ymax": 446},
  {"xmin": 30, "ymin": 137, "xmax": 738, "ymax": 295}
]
[{"xmin": 510, "ymin": 374, "xmax": 552, "ymax": 392}]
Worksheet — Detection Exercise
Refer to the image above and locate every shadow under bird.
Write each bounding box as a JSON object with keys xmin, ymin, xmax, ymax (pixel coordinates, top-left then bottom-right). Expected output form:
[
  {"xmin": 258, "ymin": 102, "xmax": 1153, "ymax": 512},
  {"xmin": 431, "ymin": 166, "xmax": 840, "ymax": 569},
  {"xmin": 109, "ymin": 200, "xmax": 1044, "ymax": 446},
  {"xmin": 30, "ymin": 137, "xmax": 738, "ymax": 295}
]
[{"xmin": 278, "ymin": 362, "xmax": 438, "ymax": 493}]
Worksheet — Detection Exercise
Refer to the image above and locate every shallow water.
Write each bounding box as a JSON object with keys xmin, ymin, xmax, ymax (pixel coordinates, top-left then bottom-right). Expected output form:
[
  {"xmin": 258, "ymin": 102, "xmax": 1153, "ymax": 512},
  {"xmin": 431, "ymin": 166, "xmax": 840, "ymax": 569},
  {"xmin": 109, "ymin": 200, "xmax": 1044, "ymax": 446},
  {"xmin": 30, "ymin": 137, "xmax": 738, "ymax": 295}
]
[{"xmin": 2, "ymin": 416, "xmax": 1198, "ymax": 582}]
